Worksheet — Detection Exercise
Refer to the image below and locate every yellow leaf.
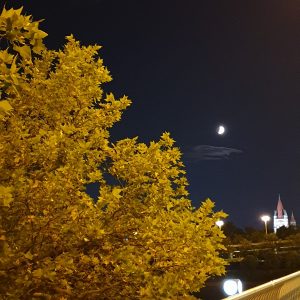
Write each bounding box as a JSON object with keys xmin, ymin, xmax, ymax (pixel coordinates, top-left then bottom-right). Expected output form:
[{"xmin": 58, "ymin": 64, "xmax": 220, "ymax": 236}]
[
  {"xmin": 32, "ymin": 268, "xmax": 43, "ymax": 278},
  {"xmin": 0, "ymin": 186, "xmax": 13, "ymax": 207},
  {"xmin": 0, "ymin": 100, "xmax": 13, "ymax": 116},
  {"xmin": 183, "ymin": 247, "xmax": 189, "ymax": 253},
  {"xmin": 112, "ymin": 188, "xmax": 122, "ymax": 199},
  {"xmin": 24, "ymin": 251, "xmax": 33, "ymax": 260},
  {"xmin": 71, "ymin": 209, "xmax": 78, "ymax": 220},
  {"xmin": 3, "ymin": 196, "xmax": 13, "ymax": 207},
  {"xmin": 91, "ymin": 257, "xmax": 99, "ymax": 265},
  {"xmin": 34, "ymin": 29, "xmax": 48, "ymax": 40},
  {"xmin": 0, "ymin": 49, "xmax": 14, "ymax": 64},
  {"xmin": 13, "ymin": 45, "xmax": 32, "ymax": 60}
]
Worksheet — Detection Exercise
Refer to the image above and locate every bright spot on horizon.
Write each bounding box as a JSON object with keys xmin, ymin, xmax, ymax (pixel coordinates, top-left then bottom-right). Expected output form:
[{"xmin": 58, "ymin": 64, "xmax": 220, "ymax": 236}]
[{"xmin": 217, "ymin": 125, "xmax": 226, "ymax": 135}]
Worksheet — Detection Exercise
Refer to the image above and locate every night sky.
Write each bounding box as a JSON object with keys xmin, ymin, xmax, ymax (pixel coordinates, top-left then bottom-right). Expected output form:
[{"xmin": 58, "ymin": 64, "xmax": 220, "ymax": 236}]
[{"xmin": 5, "ymin": 0, "xmax": 299, "ymax": 228}]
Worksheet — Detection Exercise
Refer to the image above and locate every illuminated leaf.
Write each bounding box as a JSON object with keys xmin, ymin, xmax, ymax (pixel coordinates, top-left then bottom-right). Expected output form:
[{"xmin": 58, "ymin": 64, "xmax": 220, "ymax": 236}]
[
  {"xmin": 0, "ymin": 100, "xmax": 13, "ymax": 116},
  {"xmin": 70, "ymin": 209, "xmax": 78, "ymax": 220},
  {"xmin": 32, "ymin": 268, "xmax": 43, "ymax": 278},
  {"xmin": 112, "ymin": 188, "xmax": 122, "ymax": 199},
  {"xmin": 0, "ymin": 186, "xmax": 13, "ymax": 206},
  {"xmin": 24, "ymin": 251, "xmax": 33, "ymax": 260},
  {"xmin": 13, "ymin": 45, "xmax": 31, "ymax": 60}
]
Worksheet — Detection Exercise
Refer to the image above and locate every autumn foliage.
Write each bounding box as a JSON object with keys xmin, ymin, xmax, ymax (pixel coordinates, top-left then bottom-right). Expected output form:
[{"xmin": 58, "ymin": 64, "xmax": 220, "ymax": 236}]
[{"xmin": 0, "ymin": 7, "xmax": 226, "ymax": 299}]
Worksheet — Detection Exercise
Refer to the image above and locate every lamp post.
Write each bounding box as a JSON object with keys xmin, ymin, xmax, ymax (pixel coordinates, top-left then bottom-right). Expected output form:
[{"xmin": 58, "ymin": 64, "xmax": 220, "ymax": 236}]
[
  {"xmin": 261, "ymin": 215, "xmax": 270, "ymax": 235},
  {"xmin": 216, "ymin": 220, "xmax": 224, "ymax": 229}
]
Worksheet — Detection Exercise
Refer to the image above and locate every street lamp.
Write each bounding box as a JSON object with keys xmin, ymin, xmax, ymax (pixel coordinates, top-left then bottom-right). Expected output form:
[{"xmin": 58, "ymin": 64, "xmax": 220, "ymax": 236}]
[
  {"xmin": 261, "ymin": 215, "xmax": 270, "ymax": 235},
  {"xmin": 216, "ymin": 220, "xmax": 224, "ymax": 229},
  {"xmin": 223, "ymin": 279, "xmax": 243, "ymax": 296}
]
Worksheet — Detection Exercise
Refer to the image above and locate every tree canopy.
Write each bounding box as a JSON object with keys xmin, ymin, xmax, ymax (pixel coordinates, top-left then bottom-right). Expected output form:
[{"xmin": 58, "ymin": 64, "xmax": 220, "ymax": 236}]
[{"xmin": 0, "ymin": 7, "xmax": 226, "ymax": 299}]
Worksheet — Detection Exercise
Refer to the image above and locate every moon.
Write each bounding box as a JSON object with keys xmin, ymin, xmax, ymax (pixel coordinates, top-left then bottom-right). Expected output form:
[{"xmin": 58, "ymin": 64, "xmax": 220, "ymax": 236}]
[{"xmin": 217, "ymin": 125, "xmax": 225, "ymax": 135}]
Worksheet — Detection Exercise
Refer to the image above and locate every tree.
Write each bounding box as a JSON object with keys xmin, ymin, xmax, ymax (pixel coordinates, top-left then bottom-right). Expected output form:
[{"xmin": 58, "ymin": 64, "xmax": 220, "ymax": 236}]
[
  {"xmin": 287, "ymin": 232, "xmax": 300, "ymax": 245},
  {"xmin": 244, "ymin": 227, "xmax": 265, "ymax": 243},
  {"xmin": 223, "ymin": 221, "xmax": 244, "ymax": 244},
  {"xmin": 276, "ymin": 226, "xmax": 298, "ymax": 240},
  {"xmin": 0, "ymin": 7, "xmax": 227, "ymax": 299}
]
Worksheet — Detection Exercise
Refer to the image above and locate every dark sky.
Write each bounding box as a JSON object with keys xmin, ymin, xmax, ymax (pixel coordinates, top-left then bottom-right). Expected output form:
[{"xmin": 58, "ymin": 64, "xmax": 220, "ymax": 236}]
[{"xmin": 5, "ymin": 0, "xmax": 300, "ymax": 228}]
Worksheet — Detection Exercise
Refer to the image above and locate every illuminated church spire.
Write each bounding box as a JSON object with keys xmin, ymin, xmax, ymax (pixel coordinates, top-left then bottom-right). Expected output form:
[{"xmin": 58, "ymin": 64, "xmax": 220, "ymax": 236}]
[
  {"xmin": 290, "ymin": 211, "xmax": 296, "ymax": 227},
  {"xmin": 276, "ymin": 194, "xmax": 284, "ymax": 218},
  {"xmin": 273, "ymin": 194, "xmax": 289, "ymax": 233}
]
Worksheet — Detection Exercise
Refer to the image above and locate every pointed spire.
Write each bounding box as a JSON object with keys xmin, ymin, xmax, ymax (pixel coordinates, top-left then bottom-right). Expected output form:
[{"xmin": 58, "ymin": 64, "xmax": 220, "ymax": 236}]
[
  {"xmin": 277, "ymin": 194, "xmax": 284, "ymax": 218},
  {"xmin": 290, "ymin": 211, "xmax": 296, "ymax": 226}
]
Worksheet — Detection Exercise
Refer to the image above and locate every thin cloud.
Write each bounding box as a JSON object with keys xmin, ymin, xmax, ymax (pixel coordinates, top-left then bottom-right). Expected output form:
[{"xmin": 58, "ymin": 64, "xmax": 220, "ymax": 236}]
[{"xmin": 185, "ymin": 145, "xmax": 242, "ymax": 162}]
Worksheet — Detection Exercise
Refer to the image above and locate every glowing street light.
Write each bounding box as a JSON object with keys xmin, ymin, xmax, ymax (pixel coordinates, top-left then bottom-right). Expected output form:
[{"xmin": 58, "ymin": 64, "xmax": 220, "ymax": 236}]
[
  {"xmin": 261, "ymin": 215, "xmax": 270, "ymax": 235},
  {"xmin": 223, "ymin": 279, "xmax": 243, "ymax": 296},
  {"xmin": 216, "ymin": 220, "xmax": 224, "ymax": 229}
]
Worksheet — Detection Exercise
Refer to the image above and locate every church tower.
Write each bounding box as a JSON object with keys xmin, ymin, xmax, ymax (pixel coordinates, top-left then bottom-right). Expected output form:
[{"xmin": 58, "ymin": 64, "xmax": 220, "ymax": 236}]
[
  {"xmin": 290, "ymin": 211, "xmax": 296, "ymax": 227},
  {"xmin": 273, "ymin": 195, "xmax": 289, "ymax": 233}
]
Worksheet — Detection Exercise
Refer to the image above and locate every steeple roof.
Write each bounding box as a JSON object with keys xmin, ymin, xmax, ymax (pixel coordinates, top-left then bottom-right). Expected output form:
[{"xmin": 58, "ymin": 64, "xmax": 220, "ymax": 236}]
[
  {"xmin": 276, "ymin": 194, "xmax": 284, "ymax": 218},
  {"xmin": 290, "ymin": 211, "xmax": 296, "ymax": 224}
]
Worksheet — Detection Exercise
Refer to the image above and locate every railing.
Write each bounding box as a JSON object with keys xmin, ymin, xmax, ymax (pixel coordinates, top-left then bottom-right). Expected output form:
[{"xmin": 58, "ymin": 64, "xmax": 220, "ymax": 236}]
[{"xmin": 222, "ymin": 270, "xmax": 300, "ymax": 300}]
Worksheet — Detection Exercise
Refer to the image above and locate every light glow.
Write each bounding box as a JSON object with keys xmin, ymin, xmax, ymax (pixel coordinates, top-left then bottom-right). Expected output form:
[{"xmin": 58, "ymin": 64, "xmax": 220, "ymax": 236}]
[
  {"xmin": 217, "ymin": 125, "xmax": 225, "ymax": 135},
  {"xmin": 261, "ymin": 215, "xmax": 270, "ymax": 222},
  {"xmin": 223, "ymin": 279, "xmax": 243, "ymax": 296},
  {"xmin": 216, "ymin": 220, "xmax": 224, "ymax": 228}
]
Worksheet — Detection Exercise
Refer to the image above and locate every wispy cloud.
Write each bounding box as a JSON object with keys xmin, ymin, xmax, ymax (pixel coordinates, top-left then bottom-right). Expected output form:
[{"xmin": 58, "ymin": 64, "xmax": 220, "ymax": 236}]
[{"xmin": 185, "ymin": 145, "xmax": 242, "ymax": 162}]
